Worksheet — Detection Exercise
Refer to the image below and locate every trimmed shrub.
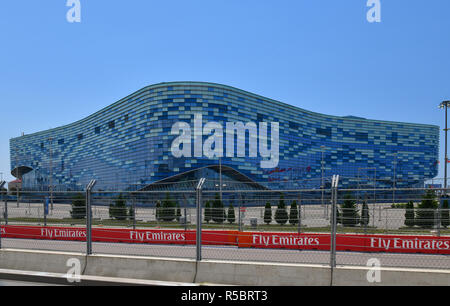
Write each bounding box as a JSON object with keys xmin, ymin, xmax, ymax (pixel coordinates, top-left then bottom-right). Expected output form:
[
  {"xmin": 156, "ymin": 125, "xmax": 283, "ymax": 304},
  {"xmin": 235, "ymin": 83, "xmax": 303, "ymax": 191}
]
[
  {"xmin": 416, "ymin": 190, "xmax": 438, "ymax": 228},
  {"xmin": 341, "ymin": 193, "xmax": 360, "ymax": 227},
  {"xmin": 70, "ymin": 193, "xmax": 86, "ymax": 219},
  {"xmin": 204, "ymin": 201, "xmax": 212, "ymax": 224},
  {"xmin": 404, "ymin": 201, "xmax": 415, "ymax": 227},
  {"xmin": 160, "ymin": 193, "xmax": 177, "ymax": 222},
  {"xmin": 275, "ymin": 195, "xmax": 288, "ymax": 225},
  {"xmin": 227, "ymin": 203, "xmax": 236, "ymax": 224},
  {"xmin": 441, "ymin": 199, "xmax": 449, "ymax": 228},
  {"xmin": 212, "ymin": 193, "xmax": 226, "ymax": 224},
  {"xmin": 360, "ymin": 201, "xmax": 370, "ymax": 227},
  {"xmin": 109, "ymin": 194, "xmax": 128, "ymax": 221},
  {"xmin": 289, "ymin": 201, "xmax": 299, "ymax": 225},
  {"xmin": 155, "ymin": 201, "xmax": 161, "ymax": 221},
  {"xmin": 264, "ymin": 202, "xmax": 272, "ymax": 225}
]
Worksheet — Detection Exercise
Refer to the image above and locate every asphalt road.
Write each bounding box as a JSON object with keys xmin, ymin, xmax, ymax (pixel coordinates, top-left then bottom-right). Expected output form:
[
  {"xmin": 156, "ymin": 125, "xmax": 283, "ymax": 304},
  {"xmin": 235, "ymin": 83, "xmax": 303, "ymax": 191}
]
[{"xmin": 1, "ymin": 238, "xmax": 449, "ymax": 270}]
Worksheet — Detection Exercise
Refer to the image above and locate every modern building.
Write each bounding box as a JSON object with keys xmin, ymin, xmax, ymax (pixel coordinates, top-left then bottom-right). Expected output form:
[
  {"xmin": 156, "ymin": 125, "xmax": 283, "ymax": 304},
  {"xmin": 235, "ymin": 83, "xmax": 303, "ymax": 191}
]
[{"xmin": 10, "ymin": 82, "xmax": 439, "ymax": 194}]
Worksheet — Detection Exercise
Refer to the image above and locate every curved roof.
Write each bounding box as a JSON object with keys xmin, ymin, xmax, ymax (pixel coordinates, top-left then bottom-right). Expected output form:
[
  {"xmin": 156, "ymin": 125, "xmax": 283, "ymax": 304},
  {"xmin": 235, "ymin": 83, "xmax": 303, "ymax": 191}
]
[
  {"xmin": 139, "ymin": 165, "xmax": 269, "ymax": 192},
  {"xmin": 11, "ymin": 165, "xmax": 33, "ymax": 179}
]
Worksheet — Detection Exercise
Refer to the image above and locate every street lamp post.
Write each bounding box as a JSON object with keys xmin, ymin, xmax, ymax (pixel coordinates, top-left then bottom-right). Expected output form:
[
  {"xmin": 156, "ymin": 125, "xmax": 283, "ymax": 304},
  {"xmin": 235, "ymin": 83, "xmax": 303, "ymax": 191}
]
[
  {"xmin": 439, "ymin": 101, "xmax": 450, "ymax": 192},
  {"xmin": 15, "ymin": 148, "xmax": 19, "ymax": 208}
]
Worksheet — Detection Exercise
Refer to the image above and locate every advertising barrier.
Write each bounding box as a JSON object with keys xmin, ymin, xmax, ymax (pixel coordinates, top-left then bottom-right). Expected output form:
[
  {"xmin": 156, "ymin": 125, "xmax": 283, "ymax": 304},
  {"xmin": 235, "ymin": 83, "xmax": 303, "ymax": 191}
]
[
  {"xmin": 0, "ymin": 225, "xmax": 237, "ymax": 246},
  {"xmin": 1, "ymin": 225, "xmax": 450, "ymax": 255}
]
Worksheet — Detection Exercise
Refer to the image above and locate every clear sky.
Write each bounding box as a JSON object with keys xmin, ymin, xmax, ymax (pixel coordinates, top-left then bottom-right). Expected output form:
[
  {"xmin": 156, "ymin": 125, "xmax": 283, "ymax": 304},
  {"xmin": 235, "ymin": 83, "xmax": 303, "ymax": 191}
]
[{"xmin": 0, "ymin": 0, "xmax": 449, "ymax": 183}]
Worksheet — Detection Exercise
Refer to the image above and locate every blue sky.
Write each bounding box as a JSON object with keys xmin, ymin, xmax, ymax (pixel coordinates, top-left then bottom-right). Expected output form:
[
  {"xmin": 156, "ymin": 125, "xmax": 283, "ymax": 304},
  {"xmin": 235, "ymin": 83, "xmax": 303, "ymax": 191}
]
[{"xmin": 0, "ymin": 0, "xmax": 449, "ymax": 183}]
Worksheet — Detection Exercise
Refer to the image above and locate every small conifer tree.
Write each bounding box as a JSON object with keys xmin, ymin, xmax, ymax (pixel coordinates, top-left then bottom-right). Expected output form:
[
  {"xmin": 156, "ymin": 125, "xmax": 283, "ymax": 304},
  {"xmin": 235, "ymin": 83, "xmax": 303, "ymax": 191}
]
[
  {"xmin": 264, "ymin": 202, "xmax": 272, "ymax": 225},
  {"xmin": 341, "ymin": 193, "xmax": 359, "ymax": 227},
  {"xmin": 441, "ymin": 199, "xmax": 449, "ymax": 228},
  {"xmin": 404, "ymin": 201, "xmax": 415, "ymax": 227},
  {"xmin": 275, "ymin": 195, "xmax": 288, "ymax": 225},
  {"xmin": 204, "ymin": 201, "xmax": 212, "ymax": 224},
  {"xmin": 227, "ymin": 203, "xmax": 236, "ymax": 224},
  {"xmin": 360, "ymin": 201, "xmax": 370, "ymax": 227},
  {"xmin": 289, "ymin": 201, "xmax": 299, "ymax": 225}
]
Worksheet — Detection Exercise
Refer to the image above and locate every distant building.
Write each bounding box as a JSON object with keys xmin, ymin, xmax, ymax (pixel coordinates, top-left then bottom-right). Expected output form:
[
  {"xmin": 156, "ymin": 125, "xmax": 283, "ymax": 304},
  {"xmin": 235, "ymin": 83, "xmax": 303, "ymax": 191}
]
[
  {"xmin": 425, "ymin": 184, "xmax": 442, "ymax": 189},
  {"xmin": 8, "ymin": 179, "xmax": 22, "ymax": 191}
]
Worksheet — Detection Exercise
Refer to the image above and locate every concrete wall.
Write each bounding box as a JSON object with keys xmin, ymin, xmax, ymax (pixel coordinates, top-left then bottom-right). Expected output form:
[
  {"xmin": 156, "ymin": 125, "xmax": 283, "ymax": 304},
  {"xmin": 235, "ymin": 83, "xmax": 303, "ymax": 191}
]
[{"xmin": 0, "ymin": 249, "xmax": 449, "ymax": 286}]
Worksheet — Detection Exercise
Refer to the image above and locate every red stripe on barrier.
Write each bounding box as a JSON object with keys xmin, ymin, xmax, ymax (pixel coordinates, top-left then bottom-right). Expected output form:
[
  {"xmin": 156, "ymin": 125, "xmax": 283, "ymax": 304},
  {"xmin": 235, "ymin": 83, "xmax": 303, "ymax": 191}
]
[
  {"xmin": 239, "ymin": 231, "xmax": 450, "ymax": 254},
  {"xmin": 0, "ymin": 225, "xmax": 237, "ymax": 246}
]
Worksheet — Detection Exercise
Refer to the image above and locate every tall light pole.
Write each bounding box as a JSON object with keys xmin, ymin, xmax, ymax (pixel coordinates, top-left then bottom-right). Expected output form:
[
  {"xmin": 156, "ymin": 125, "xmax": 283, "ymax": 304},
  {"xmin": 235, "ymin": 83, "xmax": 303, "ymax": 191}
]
[
  {"xmin": 439, "ymin": 101, "xmax": 450, "ymax": 192},
  {"xmin": 15, "ymin": 147, "xmax": 19, "ymax": 207}
]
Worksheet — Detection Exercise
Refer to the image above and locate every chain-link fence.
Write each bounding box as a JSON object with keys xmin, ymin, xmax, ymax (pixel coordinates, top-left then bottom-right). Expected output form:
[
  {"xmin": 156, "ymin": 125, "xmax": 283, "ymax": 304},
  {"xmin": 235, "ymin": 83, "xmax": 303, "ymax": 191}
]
[{"xmin": 1, "ymin": 178, "xmax": 449, "ymax": 270}]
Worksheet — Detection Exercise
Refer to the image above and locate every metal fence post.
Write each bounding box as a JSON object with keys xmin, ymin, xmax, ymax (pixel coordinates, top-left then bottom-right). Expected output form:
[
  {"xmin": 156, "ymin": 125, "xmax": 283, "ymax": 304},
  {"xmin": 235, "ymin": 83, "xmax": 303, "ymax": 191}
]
[
  {"xmin": 196, "ymin": 178, "xmax": 206, "ymax": 261},
  {"xmin": 182, "ymin": 194, "xmax": 189, "ymax": 231},
  {"xmin": 86, "ymin": 180, "xmax": 97, "ymax": 255},
  {"xmin": 330, "ymin": 175, "xmax": 339, "ymax": 275},
  {"xmin": 330, "ymin": 188, "xmax": 336, "ymax": 269}
]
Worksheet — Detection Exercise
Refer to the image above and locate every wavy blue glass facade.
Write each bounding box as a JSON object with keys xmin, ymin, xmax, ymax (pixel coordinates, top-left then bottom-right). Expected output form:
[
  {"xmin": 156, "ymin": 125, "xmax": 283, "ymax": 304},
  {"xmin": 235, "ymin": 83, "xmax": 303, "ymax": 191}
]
[{"xmin": 10, "ymin": 82, "xmax": 439, "ymax": 191}]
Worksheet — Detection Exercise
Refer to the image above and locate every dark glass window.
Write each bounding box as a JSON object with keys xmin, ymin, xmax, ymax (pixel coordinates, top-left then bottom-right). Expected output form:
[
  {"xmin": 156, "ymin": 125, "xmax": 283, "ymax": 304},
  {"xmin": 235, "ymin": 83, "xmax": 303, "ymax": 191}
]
[
  {"xmin": 391, "ymin": 132, "xmax": 398, "ymax": 143},
  {"xmin": 58, "ymin": 139, "xmax": 64, "ymax": 145},
  {"xmin": 95, "ymin": 126, "xmax": 101, "ymax": 134},
  {"xmin": 77, "ymin": 134, "xmax": 83, "ymax": 140},
  {"xmin": 108, "ymin": 121, "xmax": 115, "ymax": 129},
  {"xmin": 317, "ymin": 127, "xmax": 332, "ymax": 137},
  {"xmin": 124, "ymin": 114, "xmax": 129, "ymax": 122},
  {"xmin": 289, "ymin": 121, "xmax": 300, "ymax": 130},
  {"xmin": 158, "ymin": 164, "xmax": 169, "ymax": 172},
  {"xmin": 355, "ymin": 132, "xmax": 368, "ymax": 141}
]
